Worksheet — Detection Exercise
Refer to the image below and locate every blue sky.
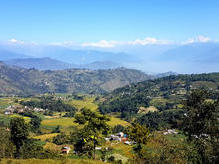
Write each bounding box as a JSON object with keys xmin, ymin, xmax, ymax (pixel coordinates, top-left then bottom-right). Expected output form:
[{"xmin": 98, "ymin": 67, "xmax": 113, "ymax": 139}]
[{"xmin": 0, "ymin": 0, "xmax": 219, "ymax": 44}]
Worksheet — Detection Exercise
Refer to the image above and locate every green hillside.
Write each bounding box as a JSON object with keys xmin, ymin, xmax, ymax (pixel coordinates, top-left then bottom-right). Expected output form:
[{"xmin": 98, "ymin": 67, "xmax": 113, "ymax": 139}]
[
  {"xmin": 0, "ymin": 62, "xmax": 152, "ymax": 95},
  {"xmin": 99, "ymin": 73, "xmax": 219, "ymax": 124}
]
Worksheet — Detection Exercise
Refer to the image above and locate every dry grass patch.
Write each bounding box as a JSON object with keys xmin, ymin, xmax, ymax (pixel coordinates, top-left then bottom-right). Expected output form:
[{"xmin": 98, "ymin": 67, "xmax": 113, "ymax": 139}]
[
  {"xmin": 33, "ymin": 133, "xmax": 59, "ymax": 141},
  {"xmin": 66, "ymin": 97, "xmax": 98, "ymax": 111},
  {"xmin": 107, "ymin": 117, "xmax": 130, "ymax": 127},
  {"xmin": 138, "ymin": 106, "xmax": 158, "ymax": 114},
  {"xmin": 41, "ymin": 118, "xmax": 77, "ymax": 127}
]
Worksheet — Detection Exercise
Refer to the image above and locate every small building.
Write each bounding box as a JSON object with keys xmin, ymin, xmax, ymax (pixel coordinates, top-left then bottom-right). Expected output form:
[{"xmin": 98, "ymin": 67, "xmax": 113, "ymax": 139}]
[
  {"xmin": 4, "ymin": 106, "xmax": 15, "ymax": 115},
  {"xmin": 163, "ymin": 129, "xmax": 178, "ymax": 135},
  {"xmin": 117, "ymin": 132, "xmax": 124, "ymax": 138},
  {"xmin": 4, "ymin": 110, "xmax": 13, "ymax": 115},
  {"xmin": 124, "ymin": 141, "xmax": 132, "ymax": 145},
  {"xmin": 61, "ymin": 146, "xmax": 71, "ymax": 154},
  {"xmin": 121, "ymin": 137, "xmax": 128, "ymax": 142},
  {"xmin": 109, "ymin": 135, "xmax": 121, "ymax": 142}
]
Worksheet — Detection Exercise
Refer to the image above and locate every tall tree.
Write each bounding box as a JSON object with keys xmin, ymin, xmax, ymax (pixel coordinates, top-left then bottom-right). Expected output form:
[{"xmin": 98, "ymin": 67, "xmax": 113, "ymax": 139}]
[
  {"xmin": 0, "ymin": 127, "xmax": 14, "ymax": 158},
  {"xmin": 30, "ymin": 115, "xmax": 42, "ymax": 133},
  {"xmin": 182, "ymin": 89, "xmax": 219, "ymax": 163},
  {"xmin": 73, "ymin": 108, "xmax": 110, "ymax": 159},
  {"xmin": 10, "ymin": 117, "xmax": 29, "ymax": 158},
  {"xmin": 127, "ymin": 123, "xmax": 150, "ymax": 159}
]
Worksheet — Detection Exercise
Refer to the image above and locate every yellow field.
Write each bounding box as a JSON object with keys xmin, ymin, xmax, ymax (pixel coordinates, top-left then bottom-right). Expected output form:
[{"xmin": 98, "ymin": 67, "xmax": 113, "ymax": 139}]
[
  {"xmin": 107, "ymin": 116, "xmax": 130, "ymax": 127},
  {"xmin": 43, "ymin": 142, "xmax": 62, "ymax": 152},
  {"xmin": 33, "ymin": 133, "xmax": 59, "ymax": 141},
  {"xmin": 0, "ymin": 159, "xmax": 107, "ymax": 164},
  {"xmin": 41, "ymin": 118, "xmax": 77, "ymax": 127},
  {"xmin": 66, "ymin": 97, "xmax": 98, "ymax": 111},
  {"xmin": 138, "ymin": 106, "xmax": 158, "ymax": 114},
  {"xmin": 42, "ymin": 116, "xmax": 129, "ymax": 129}
]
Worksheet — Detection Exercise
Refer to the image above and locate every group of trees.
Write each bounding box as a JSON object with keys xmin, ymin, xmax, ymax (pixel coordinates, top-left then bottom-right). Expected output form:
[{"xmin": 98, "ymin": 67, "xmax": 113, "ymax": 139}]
[
  {"xmin": 182, "ymin": 89, "xmax": 219, "ymax": 163},
  {"xmin": 19, "ymin": 111, "xmax": 42, "ymax": 133},
  {"xmin": 0, "ymin": 116, "xmax": 59, "ymax": 159},
  {"xmin": 137, "ymin": 109, "xmax": 184, "ymax": 130},
  {"xmin": 73, "ymin": 108, "xmax": 110, "ymax": 159},
  {"xmin": 20, "ymin": 96, "xmax": 76, "ymax": 113}
]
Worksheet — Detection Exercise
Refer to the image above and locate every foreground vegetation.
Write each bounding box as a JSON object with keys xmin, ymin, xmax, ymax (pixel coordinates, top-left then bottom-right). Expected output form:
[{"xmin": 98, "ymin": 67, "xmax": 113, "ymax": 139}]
[
  {"xmin": 0, "ymin": 159, "xmax": 106, "ymax": 164},
  {"xmin": 0, "ymin": 83, "xmax": 218, "ymax": 163}
]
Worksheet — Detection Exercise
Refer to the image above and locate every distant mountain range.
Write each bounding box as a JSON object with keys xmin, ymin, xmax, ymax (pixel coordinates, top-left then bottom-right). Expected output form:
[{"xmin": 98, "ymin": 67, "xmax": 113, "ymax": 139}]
[
  {"xmin": 0, "ymin": 44, "xmax": 137, "ymax": 65},
  {"xmin": 1, "ymin": 42, "xmax": 219, "ymax": 73},
  {"xmin": 4, "ymin": 58, "xmax": 75, "ymax": 70},
  {"xmin": 0, "ymin": 62, "xmax": 153, "ymax": 95},
  {"xmin": 4, "ymin": 57, "xmax": 122, "ymax": 70},
  {"xmin": 158, "ymin": 42, "xmax": 219, "ymax": 73}
]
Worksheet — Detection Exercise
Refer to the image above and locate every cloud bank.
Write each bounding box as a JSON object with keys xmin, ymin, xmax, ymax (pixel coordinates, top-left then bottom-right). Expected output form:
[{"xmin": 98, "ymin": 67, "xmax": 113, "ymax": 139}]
[{"xmin": 7, "ymin": 35, "xmax": 213, "ymax": 48}]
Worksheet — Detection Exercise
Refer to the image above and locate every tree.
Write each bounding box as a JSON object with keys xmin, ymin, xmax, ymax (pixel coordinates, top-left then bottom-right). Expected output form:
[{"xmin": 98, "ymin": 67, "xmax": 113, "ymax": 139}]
[
  {"xmin": 126, "ymin": 123, "xmax": 150, "ymax": 158},
  {"xmin": 30, "ymin": 115, "xmax": 42, "ymax": 133},
  {"xmin": 182, "ymin": 89, "xmax": 219, "ymax": 163},
  {"xmin": 0, "ymin": 127, "xmax": 14, "ymax": 158},
  {"xmin": 10, "ymin": 117, "xmax": 29, "ymax": 158},
  {"xmin": 53, "ymin": 133, "xmax": 69, "ymax": 145},
  {"xmin": 73, "ymin": 108, "xmax": 110, "ymax": 159},
  {"xmin": 113, "ymin": 124, "xmax": 125, "ymax": 133},
  {"xmin": 19, "ymin": 139, "xmax": 44, "ymax": 159}
]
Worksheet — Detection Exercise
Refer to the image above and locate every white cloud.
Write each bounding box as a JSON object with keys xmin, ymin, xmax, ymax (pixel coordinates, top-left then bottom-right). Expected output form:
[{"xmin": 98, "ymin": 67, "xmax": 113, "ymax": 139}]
[
  {"xmin": 9, "ymin": 38, "xmax": 25, "ymax": 44},
  {"xmin": 81, "ymin": 37, "xmax": 171, "ymax": 48},
  {"xmin": 81, "ymin": 40, "xmax": 119, "ymax": 48},
  {"xmin": 128, "ymin": 37, "xmax": 171, "ymax": 45},
  {"xmin": 183, "ymin": 35, "xmax": 211, "ymax": 44},
  {"xmin": 49, "ymin": 41, "xmax": 76, "ymax": 47}
]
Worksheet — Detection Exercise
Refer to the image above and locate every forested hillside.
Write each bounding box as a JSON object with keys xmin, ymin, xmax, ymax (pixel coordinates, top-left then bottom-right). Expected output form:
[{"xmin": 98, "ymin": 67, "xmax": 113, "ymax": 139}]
[
  {"xmin": 0, "ymin": 62, "xmax": 152, "ymax": 95},
  {"xmin": 100, "ymin": 73, "xmax": 219, "ymax": 123}
]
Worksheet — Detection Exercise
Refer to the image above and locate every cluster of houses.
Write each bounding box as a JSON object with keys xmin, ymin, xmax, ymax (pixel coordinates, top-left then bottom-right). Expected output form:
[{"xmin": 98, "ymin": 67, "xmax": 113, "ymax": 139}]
[
  {"xmin": 4, "ymin": 105, "xmax": 46, "ymax": 115},
  {"xmin": 105, "ymin": 132, "xmax": 135, "ymax": 145},
  {"xmin": 163, "ymin": 129, "xmax": 178, "ymax": 135}
]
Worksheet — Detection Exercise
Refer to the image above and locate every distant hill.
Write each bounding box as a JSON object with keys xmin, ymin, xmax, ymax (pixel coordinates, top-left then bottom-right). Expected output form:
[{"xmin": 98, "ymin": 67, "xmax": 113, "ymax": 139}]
[
  {"xmin": 2, "ymin": 42, "xmax": 219, "ymax": 73},
  {"xmin": 0, "ymin": 62, "xmax": 153, "ymax": 95},
  {"xmin": 4, "ymin": 57, "xmax": 77, "ymax": 70},
  {"xmin": 155, "ymin": 71, "xmax": 178, "ymax": 78},
  {"xmin": 99, "ymin": 73, "xmax": 219, "ymax": 118},
  {"xmin": 1, "ymin": 44, "xmax": 138, "ymax": 65},
  {"xmin": 5, "ymin": 58, "xmax": 122, "ymax": 70},
  {"xmin": 159, "ymin": 42, "xmax": 219, "ymax": 73},
  {"xmin": 80, "ymin": 61, "xmax": 122, "ymax": 70}
]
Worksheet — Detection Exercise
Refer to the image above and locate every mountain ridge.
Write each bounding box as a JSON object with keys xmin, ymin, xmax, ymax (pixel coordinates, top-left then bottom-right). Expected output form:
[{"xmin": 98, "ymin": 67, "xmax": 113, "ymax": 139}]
[
  {"xmin": 0, "ymin": 62, "xmax": 153, "ymax": 95},
  {"xmin": 4, "ymin": 58, "xmax": 122, "ymax": 70}
]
